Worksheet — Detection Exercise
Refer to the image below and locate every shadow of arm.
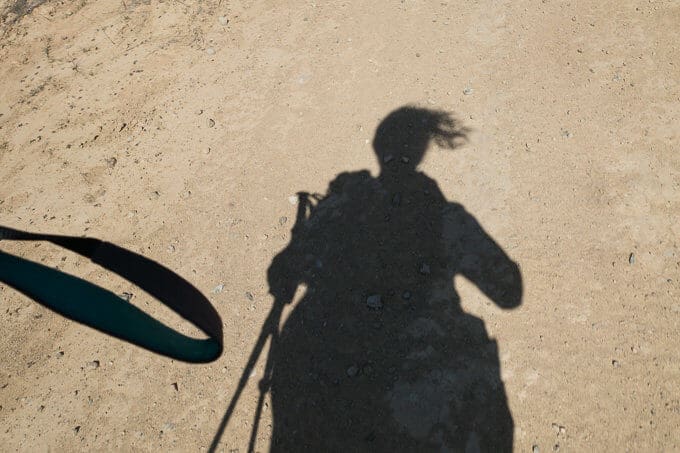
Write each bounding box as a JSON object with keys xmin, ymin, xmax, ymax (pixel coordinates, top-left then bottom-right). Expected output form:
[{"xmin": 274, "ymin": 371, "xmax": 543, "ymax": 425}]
[{"xmin": 453, "ymin": 212, "xmax": 523, "ymax": 309}]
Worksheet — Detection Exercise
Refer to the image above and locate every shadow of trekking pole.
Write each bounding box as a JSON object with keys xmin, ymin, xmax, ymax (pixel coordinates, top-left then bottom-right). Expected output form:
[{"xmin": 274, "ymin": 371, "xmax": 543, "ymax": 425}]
[{"xmin": 208, "ymin": 192, "xmax": 311, "ymax": 452}]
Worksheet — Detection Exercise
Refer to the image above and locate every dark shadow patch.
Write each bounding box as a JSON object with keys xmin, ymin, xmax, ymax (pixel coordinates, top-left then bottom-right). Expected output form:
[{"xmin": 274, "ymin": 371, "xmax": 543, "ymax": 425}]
[{"xmin": 212, "ymin": 106, "xmax": 522, "ymax": 452}]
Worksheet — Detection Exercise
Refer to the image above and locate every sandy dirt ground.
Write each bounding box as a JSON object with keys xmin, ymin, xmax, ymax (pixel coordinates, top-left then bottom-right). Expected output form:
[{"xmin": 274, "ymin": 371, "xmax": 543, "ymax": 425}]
[{"xmin": 1, "ymin": 0, "xmax": 679, "ymax": 451}]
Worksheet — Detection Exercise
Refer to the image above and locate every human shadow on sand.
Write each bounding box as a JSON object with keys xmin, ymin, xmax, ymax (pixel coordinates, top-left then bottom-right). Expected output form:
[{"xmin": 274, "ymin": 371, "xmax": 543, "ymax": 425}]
[{"xmin": 212, "ymin": 106, "xmax": 522, "ymax": 452}]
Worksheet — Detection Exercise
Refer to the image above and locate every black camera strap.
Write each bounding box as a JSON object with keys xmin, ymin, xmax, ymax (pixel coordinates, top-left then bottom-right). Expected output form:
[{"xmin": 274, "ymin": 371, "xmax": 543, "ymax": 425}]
[{"xmin": 0, "ymin": 225, "xmax": 222, "ymax": 363}]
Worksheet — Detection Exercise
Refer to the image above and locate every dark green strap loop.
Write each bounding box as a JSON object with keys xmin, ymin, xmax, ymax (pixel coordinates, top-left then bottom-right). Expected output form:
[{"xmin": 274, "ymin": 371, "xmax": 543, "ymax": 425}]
[{"xmin": 0, "ymin": 226, "xmax": 222, "ymax": 363}]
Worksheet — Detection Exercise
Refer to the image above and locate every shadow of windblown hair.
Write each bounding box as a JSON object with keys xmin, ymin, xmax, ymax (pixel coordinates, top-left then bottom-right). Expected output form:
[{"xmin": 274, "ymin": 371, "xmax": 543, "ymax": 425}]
[{"xmin": 372, "ymin": 106, "xmax": 468, "ymax": 162}]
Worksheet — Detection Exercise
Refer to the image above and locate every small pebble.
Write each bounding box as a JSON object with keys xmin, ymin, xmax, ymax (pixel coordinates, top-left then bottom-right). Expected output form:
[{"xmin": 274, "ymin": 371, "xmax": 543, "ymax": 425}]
[
  {"xmin": 245, "ymin": 292, "xmax": 254, "ymax": 301},
  {"xmin": 612, "ymin": 359, "xmax": 620, "ymax": 368},
  {"xmin": 171, "ymin": 382, "xmax": 179, "ymax": 391},
  {"xmin": 401, "ymin": 290, "xmax": 411, "ymax": 300},
  {"xmin": 366, "ymin": 294, "xmax": 383, "ymax": 309},
  {"xmin": 120, "ymin": 292, "xmax": 133, "ymax": 301},
  {"xmin": 346, "ymin": 365, "xmax": 359, "ymax": 377},
  {"xmin": 288, "ymin": 195, "xmax": 298, "ymax": 205},
  {"xmin": 86, "ymin": 360, "xmax": 100, "ymax": 370},
  {"xmin": 213, "ymin": 284, "xmax": 224, "ymax": 294},
  {"xmin": 218, "ymin": 16, "xmax": 229, "ymax": 26},
  {"xmin": 532, "ymin": 445, "xmax": 540, "ymax": 453},
  {"xmin": 206, "ymin": 47, "xmax": 215, "ymax": 55},
  {"xmin": 419, "ymin": 263, "xmax": 431, "ymax": 275},
  {"xmin": 401, "ymin": 156, "xmax": 410, "ymax": 163},
  {"xmin": 208, "ymin": 118, "xmax": 215, "ymax": 128},
  {"xmin": 628, "ymin": 252, "xmax": 635, "ymax": 264},
  {"xmin": 552, "ymin": 423, "xmax": 566, "ymax": 436},
  {"xmin": 279, "ymin": 216, "xmax": 288, "ymax": 226},
  {"xmin": 463, "ymin": 87, "xmax": 473, "ymax": 95},
  {"xmin": 297, "ymin": 73, "xmax": 312, "ymax": 84},
  {"xmin": 383, "ymin": 154, "xmax": 394, "ymax": 164}
]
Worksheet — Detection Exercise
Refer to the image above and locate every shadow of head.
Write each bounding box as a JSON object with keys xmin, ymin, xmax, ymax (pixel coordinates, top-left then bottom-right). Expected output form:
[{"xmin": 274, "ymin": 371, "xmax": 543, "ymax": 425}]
[{"xmin": 372, "ymin": 106, "xmax": 468, "ymax": 171}]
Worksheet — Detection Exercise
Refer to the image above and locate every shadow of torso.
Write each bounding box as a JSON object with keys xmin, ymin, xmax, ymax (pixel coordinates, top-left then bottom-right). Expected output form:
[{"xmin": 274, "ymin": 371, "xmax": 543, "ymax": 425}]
[{"xmin": 267, "ymin": 169, "xmax": 520, "ymax": 452}]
